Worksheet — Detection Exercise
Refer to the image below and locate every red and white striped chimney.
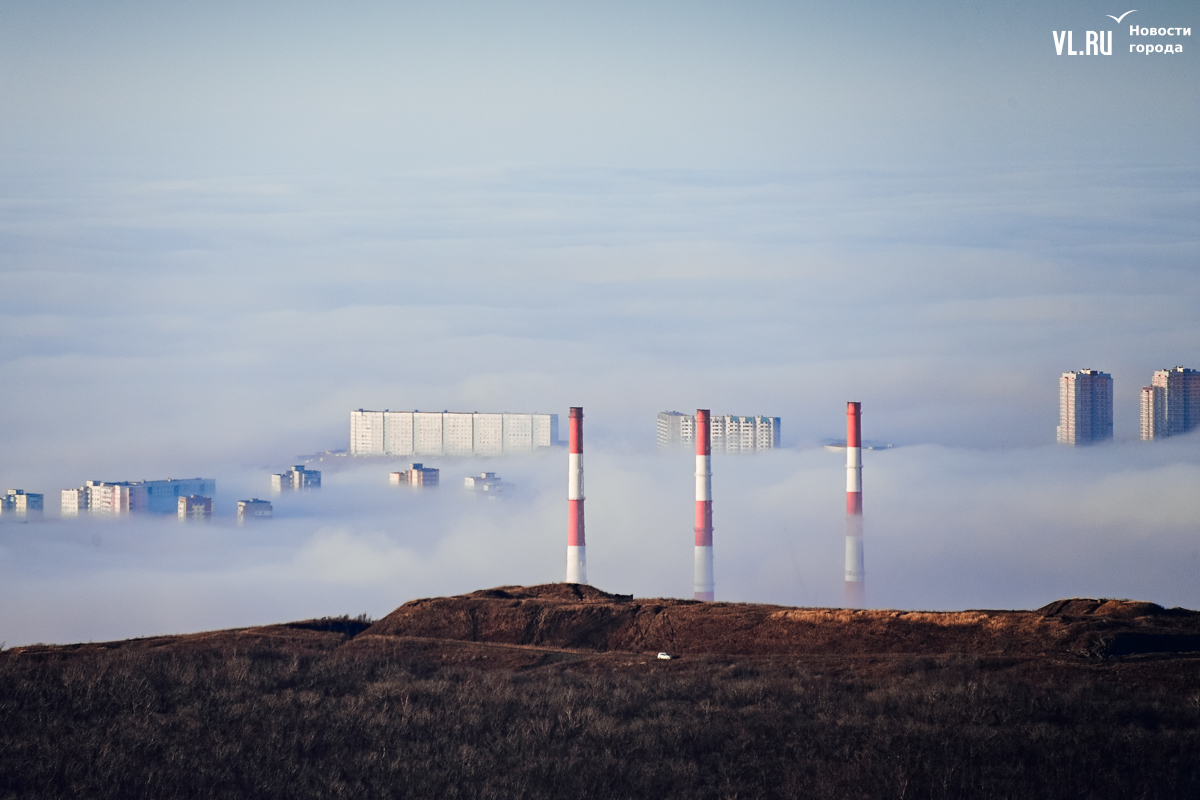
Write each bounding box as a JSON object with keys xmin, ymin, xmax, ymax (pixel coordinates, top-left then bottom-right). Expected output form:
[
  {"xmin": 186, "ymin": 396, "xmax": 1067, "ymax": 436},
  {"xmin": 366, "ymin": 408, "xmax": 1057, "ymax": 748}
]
[
  {"xmin": 566, "ymin": 407, "xmax": 586, "ymax": 584},
  {"xmin": 694, "ymin": 408, "xmax": 714, "ymax": 601},
  {"xmin": 844, "ymin": 401, "xmax": 865, "ymax": 607}
]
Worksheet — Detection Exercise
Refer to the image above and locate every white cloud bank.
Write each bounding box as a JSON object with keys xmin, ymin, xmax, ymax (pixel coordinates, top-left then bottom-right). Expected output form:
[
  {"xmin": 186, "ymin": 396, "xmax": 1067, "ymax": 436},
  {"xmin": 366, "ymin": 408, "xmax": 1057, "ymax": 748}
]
[{"xmin": 2, "ymin": 438, "xmax": 1198, "ymax": 647}]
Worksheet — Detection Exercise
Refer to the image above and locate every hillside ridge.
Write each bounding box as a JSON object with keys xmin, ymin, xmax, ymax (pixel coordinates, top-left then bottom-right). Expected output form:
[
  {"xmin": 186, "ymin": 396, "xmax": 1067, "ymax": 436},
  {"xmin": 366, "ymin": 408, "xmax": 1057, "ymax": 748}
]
[
  {"xmin": 12, "ymin": 585, "xmax": 1198, "ymax": 661},
  {"xmin": 359, "ymin": 584, "xmax": 1200, "ymax": 660}
]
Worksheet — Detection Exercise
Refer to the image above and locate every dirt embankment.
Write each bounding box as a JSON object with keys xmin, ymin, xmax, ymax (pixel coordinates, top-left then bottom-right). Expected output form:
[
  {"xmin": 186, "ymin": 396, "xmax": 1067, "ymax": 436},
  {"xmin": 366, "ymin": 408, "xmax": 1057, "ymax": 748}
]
[{"xmin": 362, "ymin": 584, "xmax": 1200, "ymax": 659}]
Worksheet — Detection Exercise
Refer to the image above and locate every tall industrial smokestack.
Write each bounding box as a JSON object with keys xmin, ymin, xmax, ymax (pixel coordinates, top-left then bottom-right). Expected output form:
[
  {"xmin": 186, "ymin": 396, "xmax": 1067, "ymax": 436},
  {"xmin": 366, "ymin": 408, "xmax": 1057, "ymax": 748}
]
[
  {"xmin": 566, "ymin": 407, "xmax": 586, "ymax": 584},
  {"xmin": 694, "ymin": 408, "xmax": 714, "ymax": 601},
  {"xmin": 845, "ymin": 401, "xmax": 865, "ymax": 607}
]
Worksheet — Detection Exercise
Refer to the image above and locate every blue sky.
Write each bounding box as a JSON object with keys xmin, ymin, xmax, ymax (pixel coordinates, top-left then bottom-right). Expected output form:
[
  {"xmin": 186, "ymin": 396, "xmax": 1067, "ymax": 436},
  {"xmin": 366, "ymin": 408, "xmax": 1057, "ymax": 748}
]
[{"xmin": 0, "ymin": 1, "xmax": 1198, "ymax": 643}]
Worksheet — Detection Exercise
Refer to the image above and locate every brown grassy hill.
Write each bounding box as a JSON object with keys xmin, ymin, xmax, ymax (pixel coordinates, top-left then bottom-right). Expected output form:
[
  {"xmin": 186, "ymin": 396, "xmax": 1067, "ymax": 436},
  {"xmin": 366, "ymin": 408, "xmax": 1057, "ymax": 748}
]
[
  {"xmin": 10, "ymin": 585, "xmax": 1200, "ymax": 666},
  {"xmin": 4, "ymin": 587, "xmax": 1200, "ymax": 800},
  {"xmin": 362, "ymin": 583, "xmax": 1200, "ymax": 660}
]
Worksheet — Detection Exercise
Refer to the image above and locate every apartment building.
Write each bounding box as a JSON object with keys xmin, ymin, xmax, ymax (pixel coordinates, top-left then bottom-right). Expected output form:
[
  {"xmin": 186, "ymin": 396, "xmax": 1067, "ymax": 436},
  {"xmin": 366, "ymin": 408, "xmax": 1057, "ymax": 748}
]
[
  {"xmin": 237, "ymin": 499, "xmax": 273, "ymax": 521},
  {"xmin": 390, "ymin": 463, "xmax": 440, "ymax": 487},
  {"xmin": 271, "ymin": 466, "xmax": 321, "ymax": 492},
  {"xmin": 657, "ymin": 411, "xmax": 782, "ymax": 452},
  {"xmin": 1, "ymin": 490, "xmax": 43, "ymax": 515},
  {"xmin": 1057, "ymin": 369, "xmax": 1113, "ymax": 445},
  {"xmin": 1140, "ymin": 366, "xmax": 1200, "ymax": 440},
  {"xmin": 177, "ymin": 495, "xmax": 213, "ymax": 520},
  {"xmin": 351, "ymin": 410, "xmax": 558, "ymax": 456}
]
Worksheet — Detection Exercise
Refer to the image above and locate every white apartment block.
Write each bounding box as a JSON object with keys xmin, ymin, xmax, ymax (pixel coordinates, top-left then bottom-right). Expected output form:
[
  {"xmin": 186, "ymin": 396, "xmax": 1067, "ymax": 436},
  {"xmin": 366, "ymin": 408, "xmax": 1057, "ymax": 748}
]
[
  {"xmin": 390, "ymin": 463, "xmax": 440, "ymax": 487},
  {"xmin": 415, "ymin": 412, "xmax": 444, "ymax": 456},
  {"xmin": 533, "ymin": 415, "xmax": 555, "ymax": 451},
  {"xmin": 271, "ymin": 465, "xmax": 321, "ymax": 492},
  {"xmin": 178, "ymin": 495, "xmax": 213, "ymax": 520},
  {"xmin": 1057, "ymin": 369, "xmax": 1113, "ymax": 445},
  {"xmin": 473, "ymin": 414, "xmax": 504, "ymax": 456},
  {"xmin": 61, "ymin": 487, "xmax": 88, "ymax": 516},
  {"xmin": 85, "ymin": 483, "xmax": 132, "ymax": 514},
  {"xmin": 350, "ymin": 410, "xmax": 558, "ymax": 457},
  {"xmin": 657, "ymin": 411, "xmax": 782, "ymax": 452},
  {"xmin": 444, "ymin": 413, "xmax": 474, "ymax": 456},
  {"xmin": 237, "ymin": 499, "xmax": 273, "ymax": 521},
  {"xmin": 464, "ymin": 472, "xmax": 508, "ymax": 495},
  {"xmin": 1141, "ymin": 366, "xmax": 1200, "ymax": 440}
]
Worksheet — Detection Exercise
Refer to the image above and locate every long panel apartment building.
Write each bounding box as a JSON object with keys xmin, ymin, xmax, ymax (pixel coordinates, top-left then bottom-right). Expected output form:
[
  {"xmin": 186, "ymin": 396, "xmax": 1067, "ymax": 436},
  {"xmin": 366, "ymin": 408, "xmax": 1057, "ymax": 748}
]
[
  {"xmin": 657, "ymin": 411, "xmax": 781, "ymax": 452},
  {"xmin": 1057, "ymin": 369, "xmax": 1113, "ymax": 445},
  {"xmin": 350, "ymin": 410, "xmax": 558, "ymax": 456},
  {"xmin": 61, "ymin": 478, "xmax": 217, "ymax": 516},
  {"xmin": 1140, "ymin": 366, "xmax": 1200, "ymax": 440}
]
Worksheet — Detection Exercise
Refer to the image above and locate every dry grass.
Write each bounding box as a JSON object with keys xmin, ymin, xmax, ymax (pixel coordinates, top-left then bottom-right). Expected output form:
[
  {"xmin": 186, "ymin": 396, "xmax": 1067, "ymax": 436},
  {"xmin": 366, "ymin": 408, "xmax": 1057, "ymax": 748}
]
[{"xmin": 2, "ymin": 591, "xmax": 1199, "ymax": 799}]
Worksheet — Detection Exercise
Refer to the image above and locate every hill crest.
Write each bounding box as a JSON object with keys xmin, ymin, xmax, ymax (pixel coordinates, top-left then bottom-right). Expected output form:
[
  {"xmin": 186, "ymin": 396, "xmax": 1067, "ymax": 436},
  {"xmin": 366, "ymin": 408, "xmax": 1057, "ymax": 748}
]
[{"xmin": 9, "ymin": 586, "xmax": 1200, "ymax": 661}]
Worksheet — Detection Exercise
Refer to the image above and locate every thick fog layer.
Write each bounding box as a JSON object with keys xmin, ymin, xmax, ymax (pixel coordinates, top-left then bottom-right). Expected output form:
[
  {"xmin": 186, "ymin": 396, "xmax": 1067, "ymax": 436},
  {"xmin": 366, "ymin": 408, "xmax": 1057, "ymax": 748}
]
[
  {"xmin": 3, "ymin": 436, "xmax": 1199, "ymax": 647},
  {"xmin": 1, "ymin": 1, "xmax": 1198, "ymax": 645},
  {"xmin": 3, "ymin": 166, "xmax": 1196, "ymax": 477}
]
